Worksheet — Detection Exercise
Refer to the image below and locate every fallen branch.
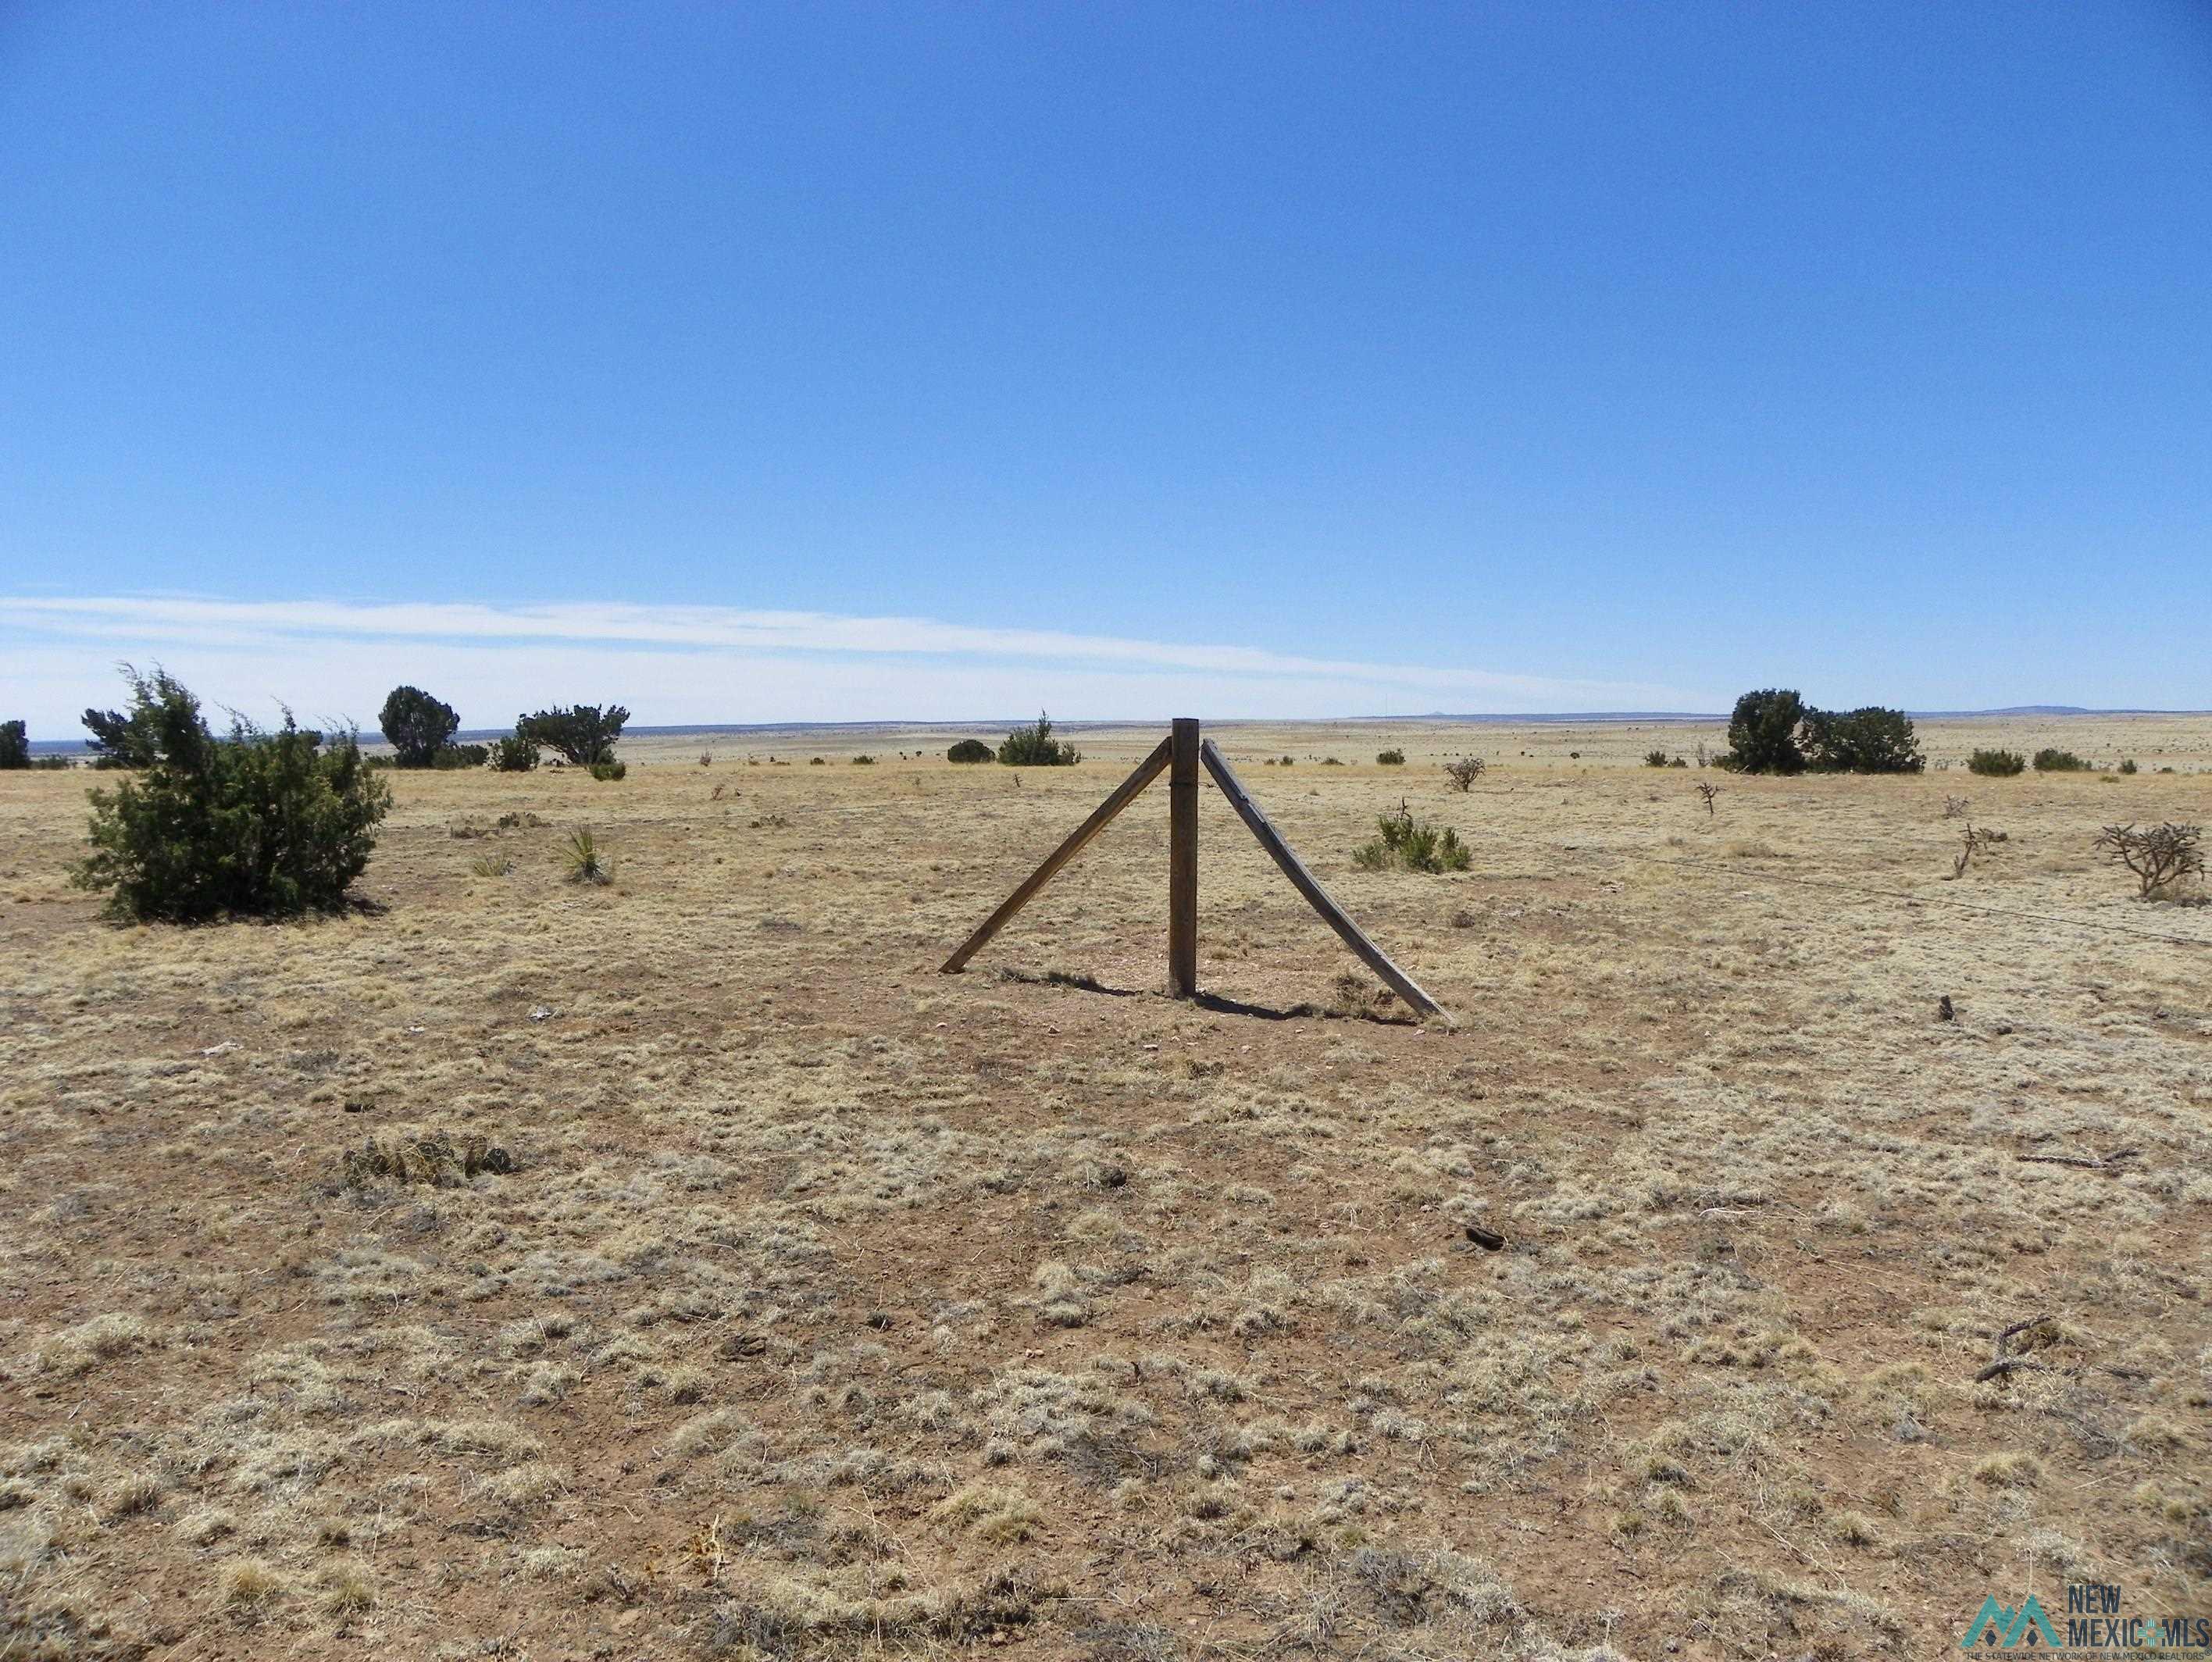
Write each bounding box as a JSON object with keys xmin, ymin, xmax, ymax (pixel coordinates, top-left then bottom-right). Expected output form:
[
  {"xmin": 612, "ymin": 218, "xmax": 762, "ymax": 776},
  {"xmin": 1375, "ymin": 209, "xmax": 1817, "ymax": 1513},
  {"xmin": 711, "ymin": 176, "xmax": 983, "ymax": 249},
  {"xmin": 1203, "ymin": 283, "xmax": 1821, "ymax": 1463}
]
[
  {"xmin": 1974, "ymin": 1313, "xmax": 2054, "ymax": 1382},
  {"xmin": 1994, "ymin": 1314, "xmax": 2053, "ymax": 1351},
  {"xmin": 2017, "ymin": 1147, "xmax": 2139, "ymax": 1171}
]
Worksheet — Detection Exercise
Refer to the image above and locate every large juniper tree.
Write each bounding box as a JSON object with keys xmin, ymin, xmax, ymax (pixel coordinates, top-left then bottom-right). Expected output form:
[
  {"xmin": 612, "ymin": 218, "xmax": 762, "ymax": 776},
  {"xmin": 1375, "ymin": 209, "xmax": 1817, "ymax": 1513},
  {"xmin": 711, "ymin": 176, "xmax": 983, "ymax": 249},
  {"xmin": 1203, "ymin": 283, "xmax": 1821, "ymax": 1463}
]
[{"xmin": 378, "ymin": 685, "xmax": 462, "ymax": 768}]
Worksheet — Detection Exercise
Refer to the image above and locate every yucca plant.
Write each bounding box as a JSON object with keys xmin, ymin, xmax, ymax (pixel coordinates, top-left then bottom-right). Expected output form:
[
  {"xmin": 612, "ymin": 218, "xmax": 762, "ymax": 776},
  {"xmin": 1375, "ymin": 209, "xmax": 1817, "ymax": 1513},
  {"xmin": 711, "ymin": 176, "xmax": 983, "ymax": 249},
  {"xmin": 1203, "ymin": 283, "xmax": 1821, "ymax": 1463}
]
[{"xmin": 562, "ymin": 829, "xmax": 612, "ymax": 886}]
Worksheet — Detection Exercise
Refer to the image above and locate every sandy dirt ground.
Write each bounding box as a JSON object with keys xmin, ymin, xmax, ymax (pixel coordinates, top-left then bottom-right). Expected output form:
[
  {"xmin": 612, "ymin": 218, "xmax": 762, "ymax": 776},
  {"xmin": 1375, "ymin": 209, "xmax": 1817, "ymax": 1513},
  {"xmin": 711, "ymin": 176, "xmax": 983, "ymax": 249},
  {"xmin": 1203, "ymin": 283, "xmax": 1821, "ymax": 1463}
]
[{"xmin": 2, "ymin": 715, "xmax": 2208, "ymax": 1660}]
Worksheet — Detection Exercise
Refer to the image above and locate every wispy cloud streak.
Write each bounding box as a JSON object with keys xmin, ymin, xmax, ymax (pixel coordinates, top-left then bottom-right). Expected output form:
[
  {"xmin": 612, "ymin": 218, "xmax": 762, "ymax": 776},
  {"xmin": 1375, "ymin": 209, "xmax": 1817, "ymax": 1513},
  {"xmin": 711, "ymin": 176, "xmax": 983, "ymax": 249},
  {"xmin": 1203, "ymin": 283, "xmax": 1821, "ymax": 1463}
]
[{"xmin": 2, "ymin": 594, "xmax": 1719, "ymax": 728}]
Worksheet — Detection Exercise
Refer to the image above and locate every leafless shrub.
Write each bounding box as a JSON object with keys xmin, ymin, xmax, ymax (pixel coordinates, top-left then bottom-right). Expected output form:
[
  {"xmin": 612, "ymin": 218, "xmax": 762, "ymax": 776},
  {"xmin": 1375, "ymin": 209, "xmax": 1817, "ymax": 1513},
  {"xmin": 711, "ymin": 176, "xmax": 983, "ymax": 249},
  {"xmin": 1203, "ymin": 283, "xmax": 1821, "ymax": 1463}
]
[
  {"xmin": 1947, "ymin": 824, "xmax": 2007, "ymax": 880},
  {"xmin": 1943, "ymin": 795, "xmax": 1970, "ymax": 819},
  {"xmin": 1693, "ymin": 782, "xmax": 1722, "ymax": 817},
  {"xmin": 1441, "ymin": 756, "xmax": 1486, "ymax": 791},
  {"xmin": 2092, "ymin": 822, "xmax": 2203, "ymax": 900}
]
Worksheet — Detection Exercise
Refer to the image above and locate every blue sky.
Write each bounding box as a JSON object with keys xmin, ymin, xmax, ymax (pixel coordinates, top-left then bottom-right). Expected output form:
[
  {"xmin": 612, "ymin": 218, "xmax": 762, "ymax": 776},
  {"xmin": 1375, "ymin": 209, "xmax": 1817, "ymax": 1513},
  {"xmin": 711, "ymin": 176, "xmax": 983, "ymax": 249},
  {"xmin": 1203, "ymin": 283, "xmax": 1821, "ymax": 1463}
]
[{"xmin": 4, "ymin": 2, "xmax": 2209, "ymax": 733}]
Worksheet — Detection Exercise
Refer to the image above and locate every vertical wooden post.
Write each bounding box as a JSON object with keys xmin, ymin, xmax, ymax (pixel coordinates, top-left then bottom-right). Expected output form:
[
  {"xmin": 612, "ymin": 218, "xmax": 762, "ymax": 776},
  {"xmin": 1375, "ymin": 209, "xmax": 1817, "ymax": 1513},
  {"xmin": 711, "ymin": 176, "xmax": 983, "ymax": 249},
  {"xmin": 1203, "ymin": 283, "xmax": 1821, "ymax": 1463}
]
[{"xmin": 1168, "ymin": 717, "xmax": 1200, "ymax": 997}]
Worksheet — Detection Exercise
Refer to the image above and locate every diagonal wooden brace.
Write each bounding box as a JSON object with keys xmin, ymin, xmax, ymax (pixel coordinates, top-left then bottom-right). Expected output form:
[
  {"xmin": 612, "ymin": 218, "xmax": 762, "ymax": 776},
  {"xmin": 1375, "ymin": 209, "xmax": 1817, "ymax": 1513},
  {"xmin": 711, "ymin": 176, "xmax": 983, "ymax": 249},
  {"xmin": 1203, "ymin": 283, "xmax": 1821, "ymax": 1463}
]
[
  {"xmin": 1201, "ymin": 740, "xmax": 1454, "ymax": 1025},
  {"xmin": 940, "ymin": 736, "xmax": 1173, "ymax": 974}
]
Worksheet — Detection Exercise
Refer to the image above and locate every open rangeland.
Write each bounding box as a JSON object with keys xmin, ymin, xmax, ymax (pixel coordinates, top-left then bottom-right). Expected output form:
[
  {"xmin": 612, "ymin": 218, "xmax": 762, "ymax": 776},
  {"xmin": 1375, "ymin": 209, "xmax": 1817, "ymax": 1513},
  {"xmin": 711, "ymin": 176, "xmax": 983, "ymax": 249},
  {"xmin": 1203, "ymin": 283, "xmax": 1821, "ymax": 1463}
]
[{"xmin": 3, "ymin": 717, "xmax": 2208, "ymax": 1660}]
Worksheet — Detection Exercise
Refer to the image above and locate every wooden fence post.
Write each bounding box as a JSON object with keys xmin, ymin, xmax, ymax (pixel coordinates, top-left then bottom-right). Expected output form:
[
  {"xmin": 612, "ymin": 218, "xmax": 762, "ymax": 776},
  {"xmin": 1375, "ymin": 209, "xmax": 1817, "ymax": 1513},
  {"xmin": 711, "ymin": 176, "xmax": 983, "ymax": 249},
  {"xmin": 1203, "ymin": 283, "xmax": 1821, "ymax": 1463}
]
[{"xmin": 1168, "ymin": 717, "xmax": 1200, "ymax": 997}]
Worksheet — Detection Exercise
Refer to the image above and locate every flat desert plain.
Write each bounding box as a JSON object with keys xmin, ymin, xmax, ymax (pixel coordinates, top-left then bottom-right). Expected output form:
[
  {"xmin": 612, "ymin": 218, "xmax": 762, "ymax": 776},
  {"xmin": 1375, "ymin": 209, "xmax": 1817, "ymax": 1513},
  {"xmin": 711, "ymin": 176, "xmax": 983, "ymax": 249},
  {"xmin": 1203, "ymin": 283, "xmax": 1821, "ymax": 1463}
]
[{"xmin": 3, "ymin": 715, "xmax": 2209, "ymax": 1661}]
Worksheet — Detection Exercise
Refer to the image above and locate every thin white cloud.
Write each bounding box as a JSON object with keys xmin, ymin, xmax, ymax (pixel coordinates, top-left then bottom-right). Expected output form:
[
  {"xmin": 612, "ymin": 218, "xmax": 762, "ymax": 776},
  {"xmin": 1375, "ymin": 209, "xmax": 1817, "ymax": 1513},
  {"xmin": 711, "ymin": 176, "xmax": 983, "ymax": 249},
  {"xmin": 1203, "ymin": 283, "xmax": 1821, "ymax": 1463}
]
[{"xmin": 2, "ymin": 594, "xmax": 1720, "ymax": 733}]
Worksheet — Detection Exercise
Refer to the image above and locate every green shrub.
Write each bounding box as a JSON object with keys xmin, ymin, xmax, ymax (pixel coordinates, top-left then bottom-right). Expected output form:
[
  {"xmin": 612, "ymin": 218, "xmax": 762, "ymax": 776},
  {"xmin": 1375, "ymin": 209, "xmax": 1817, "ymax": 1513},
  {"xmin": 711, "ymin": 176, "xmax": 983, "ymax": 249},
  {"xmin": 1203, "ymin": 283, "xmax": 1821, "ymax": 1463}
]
[
  {"xmin": 1376, "ymin": 749, "xmax": 1406, "ymax": 766},
  {"xmin": 810, "ymin": 756, "xmax": 825, "ymax": 765},
  {"xmin": 490, "ymin": 734, "xmax": 539, "ymax": 772},
  {"xmin": 516, "ymin": 704, "xmax": 628, "ymax": 766},
  {"xmin": 947, "ymin": 738, "xmax": 994, "ymax": 764},
  {"xmin": 562, "ymin": 829, "xmax": 612, "ymax": 885},
  {"xmin": 0, "ymin": 720, "xmax": 27, "ymax": 769},
  {"xmin": 432, "ymin": 742, "xmax": 490, "ymax": 769},
  {"xmin": 589, "ymin": 759, "xmax": 626, "ymax": 782},
  {"xmin": 2118, "ymin": 758, "xmax": 2139, "ymax": 775},
  {"xmin": 1968, "ymin": 749, "xmax": 2026, "ymax": 777},
  {"xmin": 1352, "ymin": 803, "xmax": 1471, "ymax": 874},
  {"xmin": 80, "ymin": 697, "xmax": 163, "ymax": 768},
  {"xmin": 378, "ymin": 686, "xmax": 460, "ymax": 768},
  {"xmin": 1722, "ymin": 689, "xmax": 1807, "ymax": 774},
  {"xmin": 2033, "ymin": 748, "xmax": 2089, "ymax": 773},
  {"xmin": 997, "ymin": 712, "xmax": 1079, "ymax": 767},
  {"xmin": 1802, "ymin": 707, "xmax": 1924, "ymax": 774},
  {"xmin": 71, "ymin": 668, "xmax": 391, "ymax": 921},
  {"xmin": 1644, "ymin": 749, "xmax": 1671, "ymax": 768},
  {"xmin": 852, "ymin": 754, "xmax": 876, "ymax": 765}
]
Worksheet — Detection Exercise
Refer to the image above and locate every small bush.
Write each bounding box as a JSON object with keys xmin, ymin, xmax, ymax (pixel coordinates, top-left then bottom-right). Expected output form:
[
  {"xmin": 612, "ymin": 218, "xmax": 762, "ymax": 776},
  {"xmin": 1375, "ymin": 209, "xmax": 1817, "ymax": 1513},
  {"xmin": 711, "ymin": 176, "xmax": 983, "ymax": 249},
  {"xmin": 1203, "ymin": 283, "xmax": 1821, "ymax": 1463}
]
[
  {"xmin": 2093, "ymin": 822, "xmax": 2203, "ymax": 900},
  {"xmin": 1352, "ymin": 802, "xmax": 1470, "ymax": 873},
  {"xmin": 1441, "ymin": 756, "xmax": 1486, "ymax": 791},
  {"xmin": 2034, "ymin": 748, "xmax": 2089, "ymax": 772},
  {"xmin": 810, "ymin": 756, "xmax": 825, "ymax": 765},
  {"xmin": 432, "ymin": 742, "xmax": 490, "ymax": 769},
  {"xmin": 562, "ymin": 829, "xmax": 612, "ymax": 885},
  {"xmin": 947, "ymin": 738, "xmax": 994, "ymax": 763},
  {"xmin": 589, "ymin": 759, "xmax": 626, "ymax": 782},
  {"xmin": 470, "ymin": 853, "xmax": 513, "ymax": 877},
  {"xmin": 1279, "ymin": 756, "xmax": 1294, "ymax": 767},
  {"xmin": 998, "ymin": 712, "xmax": 1079, "ymax": 767},
  {"xmin": 1803, "ymin": 706, "xmax": 1924, "ymax": 773},
  {"xmin": 490, "ymin": 734, "xmax": 539, "ymax": 772},
  {"xmin": 2118, "ymin": 758, "xmax": 2139, "ymax": 775},
  {"xmin": 1376, "ymin": 749, "xmax": 1406, "ymax": 766},
  {"xmin": 71, "ymin": 667, "xmax": 390, "ymax": 921},
  {"xmin": 1968, "ymin": 749, "xmax": 2026, "ymax": 777},
  {"xmin": 1644, "ymin": 749, "xmax": 1671, "ymax": 768},
  {"xmin": 852, "ymin": 754, "xmax": 876, "ymax": 765},
  {"xmin": 0, "ymin": 719, "xmax": 27, "ymax": 769}
]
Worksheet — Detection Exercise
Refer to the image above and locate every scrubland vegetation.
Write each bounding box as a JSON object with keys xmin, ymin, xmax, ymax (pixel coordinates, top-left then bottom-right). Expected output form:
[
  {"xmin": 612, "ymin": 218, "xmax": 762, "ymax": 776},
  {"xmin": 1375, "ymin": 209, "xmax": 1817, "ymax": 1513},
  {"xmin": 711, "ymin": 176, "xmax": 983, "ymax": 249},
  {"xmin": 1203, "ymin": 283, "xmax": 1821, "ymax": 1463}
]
[{"xmin": 2, "ymin": 714, "xmax": 2209, "ymax": 1659}]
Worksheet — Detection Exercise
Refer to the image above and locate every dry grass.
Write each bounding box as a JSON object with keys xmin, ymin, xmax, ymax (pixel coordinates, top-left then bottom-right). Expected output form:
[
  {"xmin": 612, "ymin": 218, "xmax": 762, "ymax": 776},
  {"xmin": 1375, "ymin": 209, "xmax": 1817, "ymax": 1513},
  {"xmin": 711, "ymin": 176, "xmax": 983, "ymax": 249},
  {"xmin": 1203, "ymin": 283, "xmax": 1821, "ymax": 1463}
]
[{"xmin": 2, "ymin": 715, "xmax": 2209, "ymax": 1658}]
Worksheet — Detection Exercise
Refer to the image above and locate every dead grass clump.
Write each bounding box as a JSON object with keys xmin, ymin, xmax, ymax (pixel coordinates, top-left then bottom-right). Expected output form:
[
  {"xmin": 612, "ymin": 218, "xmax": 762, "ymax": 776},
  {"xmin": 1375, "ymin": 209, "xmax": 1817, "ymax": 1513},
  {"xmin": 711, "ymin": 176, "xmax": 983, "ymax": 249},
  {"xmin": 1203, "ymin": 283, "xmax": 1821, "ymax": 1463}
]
[
  {"xmin": 38, "ymin": 1312, "xmax": 149, "ymax": 1376},
  {"xmin": 701, "ymin": 1562, "xmax": 1059, "ymax": 1654},
  {"xmin": 319, "ymin": 1560, "xmax": 376, "ymax": 1618},
  {"xmin": 341, "ymin": 1134, "xmax": 516, "ymax": 1189},
  {"xmin": 931, "ymin": 1483, "xmax": 1043, "ymax": 1543},
  {"xmin": 1972, "ymin": 1450, "xmax": 2045, "ymax": 1488},
  {"xmin": 219, "ymin": 1556, "xmax": 290, "ymax": 1611}
]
